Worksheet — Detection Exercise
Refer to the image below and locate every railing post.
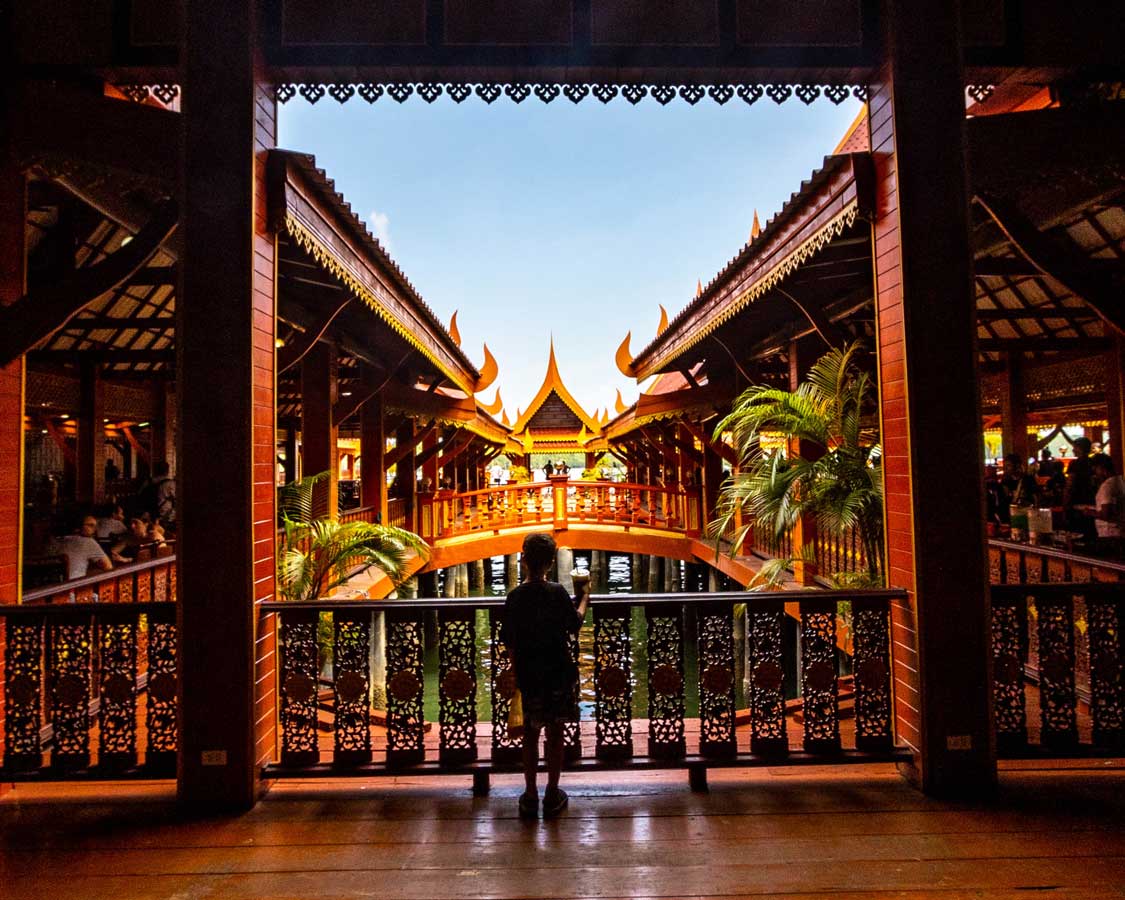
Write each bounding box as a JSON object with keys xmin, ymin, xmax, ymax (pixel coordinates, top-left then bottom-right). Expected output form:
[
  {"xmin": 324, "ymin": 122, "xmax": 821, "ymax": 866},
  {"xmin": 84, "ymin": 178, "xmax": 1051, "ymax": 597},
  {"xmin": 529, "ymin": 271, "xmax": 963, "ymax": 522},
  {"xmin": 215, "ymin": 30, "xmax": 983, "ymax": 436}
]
[
  {"xmin": 489, "ymin": 609, "xmax": 522, "ymax": 764},
  {"xmin": 333, "ymin": 612, "xmax": 373, "ymax": 766},
  {"xmin": 684, "ymin": 488, "xmax": 702, "ymax": 538},
  {"xmin": 852, "ymin": 595, "xmax": 894, "ymax": 752},
  {"xmin": 990, "ymin": 588, "xmax": 1029, "ymax": 754},
  {"xmin": 550, "ymin": 474, "xmax": 569, "ymax": 530},
  {"xmin": 3, "ymin": 613, "xmax": 44, "ymax": 772},
  {"xmin": 594, "ymin": 603, "xmax": 633, "ymax": 760},
  {"xmin": 747, "ymin": 598, "xmax": 788, "ymax": 757},
  {"xmin": 698, "ymin": 600, "xmax": 737, "ymax": 758},
  {"xmin": 1036, "ymin": 589, "xmax": 1079, "ymax": 751},
  {"xmin": 645, "ymin": 602, "xmax": 686, "ymax": 759},
  {"xmin": 278, "ymin": 608, "xmax": 320, "ymax": 768},
  {"xmin": 799, "ymin": 598, "xmax": 841, "ymax": 754},
  {"xmin": 144, "ymin": 602, "xmax": 178, "ymax": 775},
  {"xmin": 417, "ymin": 491, "xmax": 436, "ymax": 542},
  {"xmin": 385, "ymin": 609, "xmax": 426, "ymax": 767},
  {"xmin": 438, "ymin": 607, "xmax": 478, "ymax": 765}
]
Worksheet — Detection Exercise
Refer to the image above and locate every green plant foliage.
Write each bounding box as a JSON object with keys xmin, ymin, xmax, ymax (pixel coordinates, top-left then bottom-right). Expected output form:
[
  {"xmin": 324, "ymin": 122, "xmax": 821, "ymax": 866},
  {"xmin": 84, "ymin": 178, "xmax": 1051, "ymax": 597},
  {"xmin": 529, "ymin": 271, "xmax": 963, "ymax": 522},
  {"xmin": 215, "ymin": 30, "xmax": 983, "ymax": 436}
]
[
  {"xmin": 709, "ymin": 341, "xmax": 885, "ymax": 584},
  {"xmin": 277, "ymin": 471, "xmax": 427, "ymax": 602}
]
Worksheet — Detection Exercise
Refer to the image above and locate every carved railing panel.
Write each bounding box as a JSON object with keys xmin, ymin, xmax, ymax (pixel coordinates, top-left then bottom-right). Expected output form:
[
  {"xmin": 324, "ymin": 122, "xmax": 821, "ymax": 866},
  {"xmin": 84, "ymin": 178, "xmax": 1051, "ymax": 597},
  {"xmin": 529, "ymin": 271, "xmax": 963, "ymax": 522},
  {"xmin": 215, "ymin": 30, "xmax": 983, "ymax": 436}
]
[
  {"xmin": 279, "ymin": 608, "xmax": 320, "ymax": 767},
  {"xmin": 98, "ymin": 609, "xmax": 140, "ymax": 770},
  {"xmin": 593, "ymin": 605, "xmax": 633, "ymax": 760},
  {"xmin": 488, "ymin": 610, "xmax": 522, "ymax": 763},
  {"xmin": 385, "ymin": 610, "xmax": 426, "ymax": 766},
  {"xmin": 3, "ymin": 615, "xmax": 44, "ymax": 771},
  {"xmin": 1036, "ymin": 590, "xmax": 1078, "ymax": 749},
  {"xmin": 645, "ymin": 603, "xmax": 685, "ymax": 759},
  {"xmin": 438, "ymin": 607, "xmax": 478, "ymax": 764},
  {"xmin": 1087, "ymin": 594, "xmax": 1124, "ymax": 748},
  {"xmin": 334, "ymin": 613, "xmax": 372, "ymax": 765},
  {"xmin": 852, "ymin": 597, "xmax": 892, "ymax": 751},
  {"xmin": 799, "ymin": 598, "xmax": 840, "ymax": 753},
  {"xmin": 748, "ymin": 601, "xmax": 787, "ymax": 756},
  {"xmin": 698, "ymin": 602, "xmax": 737, "ymax": 757},
  {"xmin": 144, "ymin": 603, "xmax": 178, "ymax": 773},
  {"xmin": 50, "ymin": 614, "xmax": 93, "ymax": 770},
  {"xmin": 990, "ymin": 593, "xmax": 1028, "ymax": 753}
]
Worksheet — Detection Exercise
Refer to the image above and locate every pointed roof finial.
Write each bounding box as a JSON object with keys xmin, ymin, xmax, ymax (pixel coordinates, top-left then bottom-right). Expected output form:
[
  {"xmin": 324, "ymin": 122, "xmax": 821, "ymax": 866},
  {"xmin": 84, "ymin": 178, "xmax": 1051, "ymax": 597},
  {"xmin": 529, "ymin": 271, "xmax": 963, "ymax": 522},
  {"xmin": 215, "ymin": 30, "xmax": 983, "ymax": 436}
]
[
  {"xmin": 657, "ymin": 304, "xmax": 669, "ymax": 335},
  {"xmin": 696, "ymin": 279, "xmax": 703, "ymax": 298},
  {"xmin": 449, "ymin": 310, "xmax": 462, "ymax": 346},
  {"xmin": 750, "ymin": 209, "xmax": 761, "ymax": 241}
]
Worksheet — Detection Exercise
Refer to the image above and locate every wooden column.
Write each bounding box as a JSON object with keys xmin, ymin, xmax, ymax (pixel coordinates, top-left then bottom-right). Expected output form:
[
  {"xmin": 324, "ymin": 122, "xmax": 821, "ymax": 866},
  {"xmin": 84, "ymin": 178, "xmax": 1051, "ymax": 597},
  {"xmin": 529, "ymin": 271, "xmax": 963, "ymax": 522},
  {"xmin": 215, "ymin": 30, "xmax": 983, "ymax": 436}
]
[
  {"xmin": 300, "ymin": 341, "xmax": 338, "ymax": 518},
  {"xmin": 394, "ymin": 420, "xmax": 416, "ymax": 529},
  {"xmin": 1104, "ymin": 338, "xmax": 1125, "ymax": 474},
  {"xmin": 789, "ymin": 338, "xmax": 819, "ymax": 585},
  {"xmin": 151, "ymin": 381, "xmax": 177, "ymax": 473},
  {"xmin": 869, "ymin": 0, "xmax": 995, "ymax": 795},
  {"xmin": 422, "ymin": 428, "xmax": 439, "ymax": 489},
  {"xmin": 179, "ymin": 0, "xmax": 278, "ymax": 810},
  {"xmin": 0, "ymin": 166, "xmax": 28, "ymax": 770},
  {"xmin": 281, "ymin": 425, "xmax": 297, "ymax": 484},
  {"xmin": 76, "ymin": 360, "xmax": 105, "ymax": 504},
  {"xmin": 702, "ymin": 440, "xmax": 723, "ymax": 526},
  {"xmin": 360, "ymin": 392, "xmax": 387, "ymax": 520},
  {"xmin": 1000, "ymin": 354, "xmax": 1028, "ymax": 462}
]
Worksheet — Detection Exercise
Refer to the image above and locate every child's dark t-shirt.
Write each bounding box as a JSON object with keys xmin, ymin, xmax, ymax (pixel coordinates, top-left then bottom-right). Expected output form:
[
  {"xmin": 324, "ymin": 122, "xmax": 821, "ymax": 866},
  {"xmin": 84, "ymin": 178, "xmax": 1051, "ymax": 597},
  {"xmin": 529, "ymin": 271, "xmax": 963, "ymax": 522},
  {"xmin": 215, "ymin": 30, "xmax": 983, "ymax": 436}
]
[{"xmin": 501, "ymin": 581, "xmax": 582, "ymax": 697}]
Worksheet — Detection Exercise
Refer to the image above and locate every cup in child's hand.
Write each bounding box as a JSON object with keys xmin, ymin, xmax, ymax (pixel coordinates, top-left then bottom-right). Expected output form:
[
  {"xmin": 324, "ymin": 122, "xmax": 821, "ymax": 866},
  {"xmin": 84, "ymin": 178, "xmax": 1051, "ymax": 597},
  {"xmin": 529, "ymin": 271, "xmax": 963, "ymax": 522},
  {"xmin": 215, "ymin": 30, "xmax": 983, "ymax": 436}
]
[{"xmin": 571, "ymin": 568, "xmax": 590, "ymax": 594}]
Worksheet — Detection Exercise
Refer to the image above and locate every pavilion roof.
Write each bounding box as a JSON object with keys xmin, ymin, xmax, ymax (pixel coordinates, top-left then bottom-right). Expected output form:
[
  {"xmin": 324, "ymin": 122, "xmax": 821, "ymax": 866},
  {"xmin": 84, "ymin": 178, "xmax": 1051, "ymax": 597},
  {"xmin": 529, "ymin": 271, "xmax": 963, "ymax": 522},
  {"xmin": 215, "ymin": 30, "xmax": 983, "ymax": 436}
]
[{"xmin": 510, "ymin": 339, "xmax": 603, "ymax": 436}]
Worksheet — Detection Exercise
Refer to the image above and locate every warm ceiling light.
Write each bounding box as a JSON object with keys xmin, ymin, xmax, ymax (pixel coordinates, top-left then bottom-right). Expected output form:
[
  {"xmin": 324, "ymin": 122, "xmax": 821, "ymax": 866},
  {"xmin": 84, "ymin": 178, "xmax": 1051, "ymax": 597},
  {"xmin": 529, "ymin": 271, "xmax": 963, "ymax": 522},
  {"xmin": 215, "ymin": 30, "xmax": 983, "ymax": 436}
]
[
  {"xmin": 137, "ymin": 421, "xmax": 150, "ymax": 427},
  {"xmin": 40, "ymin": 429, "xmax": 48, "ymax": 434},
  {"xmin": 341, "ymin": 390, "xmax": 353, "ymax": 397},
  {"xmin": 274, "ymin": 337, "xmax": 285, "ymax": 348}
]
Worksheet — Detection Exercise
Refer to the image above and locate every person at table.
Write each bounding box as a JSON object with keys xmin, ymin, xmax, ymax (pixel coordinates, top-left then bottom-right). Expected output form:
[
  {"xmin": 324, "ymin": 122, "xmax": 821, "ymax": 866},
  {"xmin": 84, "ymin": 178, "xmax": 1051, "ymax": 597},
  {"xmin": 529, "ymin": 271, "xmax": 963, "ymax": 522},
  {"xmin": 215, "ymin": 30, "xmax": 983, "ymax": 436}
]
[
  {"xmin": 95, "ymin": 503, "xmax": 128, "ymax": 541},
  {"xmin": 110, "ymin": 517, "xmax": 151, "ymax": 563},
  {"xmin": 1002, "ymin": 453, "xmax": 1039, "ymax": 510},
  {"xmin": 1091, "ymin": 455, "xmax": 1125, "ymax": 556},
  {"xmin": 48, "ymin": 514, "xmax": 112, "ymax": 581},
  {"xmin": 1064, "ymin": 437, "xmax": 1097, "ymax": 538}
]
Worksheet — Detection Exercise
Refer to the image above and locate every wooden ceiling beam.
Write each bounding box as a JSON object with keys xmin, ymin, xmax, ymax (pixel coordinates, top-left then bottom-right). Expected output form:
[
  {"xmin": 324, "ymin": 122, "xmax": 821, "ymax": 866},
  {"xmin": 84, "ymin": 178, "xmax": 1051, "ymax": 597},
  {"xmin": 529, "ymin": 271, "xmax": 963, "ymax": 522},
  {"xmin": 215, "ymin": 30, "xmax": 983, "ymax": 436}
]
[{"xmin": 0, "ymin": 200, "xmax": 178, "ymax": 366}]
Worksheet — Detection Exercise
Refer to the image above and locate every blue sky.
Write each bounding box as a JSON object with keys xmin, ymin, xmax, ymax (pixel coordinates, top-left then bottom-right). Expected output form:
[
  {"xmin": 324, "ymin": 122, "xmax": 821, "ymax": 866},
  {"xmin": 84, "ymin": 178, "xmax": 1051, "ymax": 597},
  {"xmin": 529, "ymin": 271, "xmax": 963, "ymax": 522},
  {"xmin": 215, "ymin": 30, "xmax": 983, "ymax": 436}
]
[{"xmin": 279, "ymin": 94, "xmax": 862, "ymax": 420}]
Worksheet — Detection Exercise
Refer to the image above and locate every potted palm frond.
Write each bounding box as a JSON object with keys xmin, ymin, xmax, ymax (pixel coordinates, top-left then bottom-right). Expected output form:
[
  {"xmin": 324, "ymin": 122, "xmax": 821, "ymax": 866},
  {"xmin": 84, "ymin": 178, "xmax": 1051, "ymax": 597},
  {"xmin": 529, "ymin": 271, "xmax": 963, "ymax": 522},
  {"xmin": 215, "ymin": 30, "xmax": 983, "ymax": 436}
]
[
  {"xmin": 709, "ymin": 341, "xmax": 885, "ymax": 591},
  {"xmin": 277, "ymin": 472, "xmax": 427, "ymax": 603}
]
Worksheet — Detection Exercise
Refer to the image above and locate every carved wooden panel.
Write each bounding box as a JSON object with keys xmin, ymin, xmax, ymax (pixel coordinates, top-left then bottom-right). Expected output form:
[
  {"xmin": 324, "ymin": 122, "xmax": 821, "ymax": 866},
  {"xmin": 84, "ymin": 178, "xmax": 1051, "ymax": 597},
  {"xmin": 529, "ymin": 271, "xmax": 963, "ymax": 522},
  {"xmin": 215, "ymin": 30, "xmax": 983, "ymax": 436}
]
[
  {"xmin": 1035, "ymin": 591, "xmax": 1078, "ymax": 750},
  {"xmin": 334, "ymin": 612, "xmax": 372, "ymax": 765},
  {"xmin": 852, "ymin": 597, "xmax": 892, "ymax": 752},
  {"xmin": 991, "ymin": 594, "xmax": 1028, "ymax": 754},
  {"xmin": 645, "ymin": 604, "xmax": 685, "ymax": 759},
  {"xmin": 748, "ymin": 601, "xmax": 787, "ymax": 756},
  {"xmin": 594, "ymin": 605, "xmax": 633, "ymax": 760},
  {"xmin": 438, "ymin": 608, "xmax": 478, "ymax": 764},
  {"xmin": 489, "ymin": 609, "xmax": 522, "ymax": 764},
  {"xmin": 279, "ymin": 608, "xmax": 320, "ymax": 767},
  {"xmin": 3, "ymin": 616, "xmax": 44, "ymax": 772},
  {"xmin": 698, "ymin": 602, "xmax": 737, "ymax": 757},
  {"xmin": 98, "ymin": 610, "xmax": 139, "ymax": 770},
  {"xmin": 799, "ymin": 599, "xmax": 840, "ymax": 753},
  {"xmin": 50, "ymin": 614, "xmax": 93, "ymax": 770},
  {"xmin": 386, "ymin": 611, "xmax": 426, "ymax": 765},
  {"xmin": 1087, "ymin": 594, "xmax": 1124, "ymax": 748},
  {"xmin": 144, "ymin": 604, "xmax": 178, "ymax": 773}
]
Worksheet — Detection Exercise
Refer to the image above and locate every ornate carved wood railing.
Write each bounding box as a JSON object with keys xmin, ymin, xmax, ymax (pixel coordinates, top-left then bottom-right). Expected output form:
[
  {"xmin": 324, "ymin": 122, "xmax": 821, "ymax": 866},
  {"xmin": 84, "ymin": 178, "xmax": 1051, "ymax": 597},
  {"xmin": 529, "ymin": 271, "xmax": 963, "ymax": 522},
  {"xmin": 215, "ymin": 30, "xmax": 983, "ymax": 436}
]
[
  {"xmin": 386, "ymin": 497, "xmax": 408, "ymax": 529},
  {"xmin": 261, "ymin": 588, "xmax": 907, "ymax": 780},
  {"xmin": 988, "ymin": 539, "xmax": 1125, "ymax": 586},
  {"xmin": 21, "ymin": 554, "xmax": 177, "ymax": 606},
  {"xmin": 418, "ymin": 479, "xmax": 702, "ymax": 543},
  {"xmin": 2, "ymin": 572, "xmax": 179, "ymax": 780},
  {"xmin": 990, "ymin": 581, "xmax": 1124, "ymax": 756}
]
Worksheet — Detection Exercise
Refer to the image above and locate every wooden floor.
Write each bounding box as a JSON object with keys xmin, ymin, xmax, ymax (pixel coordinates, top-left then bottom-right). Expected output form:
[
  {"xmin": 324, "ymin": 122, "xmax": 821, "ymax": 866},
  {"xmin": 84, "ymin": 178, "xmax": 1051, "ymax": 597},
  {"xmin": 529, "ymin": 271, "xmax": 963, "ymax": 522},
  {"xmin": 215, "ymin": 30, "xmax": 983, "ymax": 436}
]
[{"xmin": 3, "ymin": 761, "xmax": 1125, "ymax": 899}]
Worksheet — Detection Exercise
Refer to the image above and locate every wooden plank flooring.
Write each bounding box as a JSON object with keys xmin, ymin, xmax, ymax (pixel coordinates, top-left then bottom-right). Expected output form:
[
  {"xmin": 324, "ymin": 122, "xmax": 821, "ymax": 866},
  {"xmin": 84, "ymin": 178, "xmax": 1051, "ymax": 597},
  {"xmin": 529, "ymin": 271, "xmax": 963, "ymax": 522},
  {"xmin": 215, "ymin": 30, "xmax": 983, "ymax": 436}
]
[{"xmin": 2, "ymin": 762, "xmax": 1124, "ymax": 899}]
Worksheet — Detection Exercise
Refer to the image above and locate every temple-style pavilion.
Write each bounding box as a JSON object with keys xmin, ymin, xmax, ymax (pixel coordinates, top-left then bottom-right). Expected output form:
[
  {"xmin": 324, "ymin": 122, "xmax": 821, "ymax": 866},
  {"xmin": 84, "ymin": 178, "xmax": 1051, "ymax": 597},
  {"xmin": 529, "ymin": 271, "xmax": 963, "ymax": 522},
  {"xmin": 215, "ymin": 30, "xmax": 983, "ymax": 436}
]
[{"xmin": 2, "ymin": 8, "xmax": 1124, "ymax": 879}]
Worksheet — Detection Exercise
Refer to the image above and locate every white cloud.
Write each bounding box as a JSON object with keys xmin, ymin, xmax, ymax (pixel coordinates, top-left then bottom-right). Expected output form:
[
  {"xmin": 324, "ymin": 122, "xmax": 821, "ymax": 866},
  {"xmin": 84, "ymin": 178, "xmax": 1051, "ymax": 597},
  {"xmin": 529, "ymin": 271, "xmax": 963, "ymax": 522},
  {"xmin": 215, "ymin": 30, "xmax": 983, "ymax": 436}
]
[{"xmin": 369, "ymin": 210, "xmax": 392, "ymax": 253}]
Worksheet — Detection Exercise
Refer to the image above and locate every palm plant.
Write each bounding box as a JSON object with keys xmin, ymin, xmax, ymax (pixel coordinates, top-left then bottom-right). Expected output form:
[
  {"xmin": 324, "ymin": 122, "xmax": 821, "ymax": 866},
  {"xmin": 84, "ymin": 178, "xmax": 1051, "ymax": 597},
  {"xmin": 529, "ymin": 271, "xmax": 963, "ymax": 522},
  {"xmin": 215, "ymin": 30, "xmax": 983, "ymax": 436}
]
[
  {"xmin": 277, "ymin": 472, "xmax": 427, "ymax": 602},
  {"xmin": 709, "ymin": 341, "xmax": 884, "ymax": 586}
]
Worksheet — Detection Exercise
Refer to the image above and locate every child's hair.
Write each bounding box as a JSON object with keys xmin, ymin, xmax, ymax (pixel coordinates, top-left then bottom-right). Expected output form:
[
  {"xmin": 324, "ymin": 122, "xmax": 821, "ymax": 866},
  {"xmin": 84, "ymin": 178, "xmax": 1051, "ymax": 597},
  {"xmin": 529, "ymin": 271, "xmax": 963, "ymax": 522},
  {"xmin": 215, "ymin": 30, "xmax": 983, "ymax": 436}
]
[{"xmin": 522, "ymin": 532, "xmax": 556, "ymax": 574}]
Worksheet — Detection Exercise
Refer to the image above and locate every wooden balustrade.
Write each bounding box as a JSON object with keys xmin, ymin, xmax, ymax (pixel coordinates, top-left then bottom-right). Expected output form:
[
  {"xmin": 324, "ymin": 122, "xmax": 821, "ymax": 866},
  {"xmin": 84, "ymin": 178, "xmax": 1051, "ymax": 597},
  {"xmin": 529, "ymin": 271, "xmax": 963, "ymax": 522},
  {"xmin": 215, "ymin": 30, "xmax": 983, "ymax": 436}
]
[
  {"xmin": 261, "ymin": 588, "xmax": 905, "ymax": 778},
  {"xmin": 1, "ymin": 597, "xmax": 179, "ymax": 779},
  {"xmin": 418, "ymin": 480, "xmax": 702, "ymax": 542},
  {"xmin": 988, "ymin": 539, "xmax": 1125, "ymax": 586},
  {"xmin": 386, "ymin": 497, "xmax": 408, "ymax": 529},
  {"xmin": 990, "ymin": 581, "xmax": 1124, "ymax": 756},
  {"xmin": 812, "ymin": 524, "xmax": 870, "ymax": 581}
]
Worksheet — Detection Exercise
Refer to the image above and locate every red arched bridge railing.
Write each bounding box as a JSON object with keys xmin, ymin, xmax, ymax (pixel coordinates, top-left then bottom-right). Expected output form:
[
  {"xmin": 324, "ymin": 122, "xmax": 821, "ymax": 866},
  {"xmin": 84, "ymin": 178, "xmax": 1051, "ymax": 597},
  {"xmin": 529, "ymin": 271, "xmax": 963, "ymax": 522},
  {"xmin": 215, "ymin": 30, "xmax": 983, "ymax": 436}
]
[{"xmin": 418, "ymin": 479, "xmax": 703, "ymax": 543}]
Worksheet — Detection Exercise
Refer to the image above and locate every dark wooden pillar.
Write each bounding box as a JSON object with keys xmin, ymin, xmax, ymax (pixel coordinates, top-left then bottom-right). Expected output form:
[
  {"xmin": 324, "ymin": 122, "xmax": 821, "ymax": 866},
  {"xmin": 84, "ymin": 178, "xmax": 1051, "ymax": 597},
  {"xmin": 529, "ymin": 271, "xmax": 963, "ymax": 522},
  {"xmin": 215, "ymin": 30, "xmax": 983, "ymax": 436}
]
[
  {"xmin": 789, "ymin": 338, "xmax": 819, "ymax": 584},
  {"xmin": 869, "ymin": 0, "xmax": 995, "ymax": 795},
  {"xmin": 179, "ymin": 0, "xmax": 278, "ymax": 811},
  {"xmin": 360, "ymin": 392, "xmax": 387, "ymax": 520},
  {"xmin": 423, "ymin": 428, "xmax": 439, "ymax": 489},
  {"xmin": 1000, "ymin": 354, "xmax": 1028, "ymax": 462},
  {"xmin": 300, "ymin": 341, "xmax": 338, "ymax": 518},
  {"xmin": 151, "ymin": 381, "xmax": 177, "ymax": 473},
  {"xmin": 1105, "ymin": 338, "xmax": 1125, "ymax": 474},
  {"xmin": 76, "ymin": 360, "xmax": 105, "ymax": 504},
  {"xmin": 394, "ymin": 420, "xmax": 416, "ymax": 528},
  {"xmin": 0, "ymin": 168, "xmax": 27, "ymax": 764},
  {"xmin": 281, "ymin": 425, "xmax": 297, "ymax": 484}
]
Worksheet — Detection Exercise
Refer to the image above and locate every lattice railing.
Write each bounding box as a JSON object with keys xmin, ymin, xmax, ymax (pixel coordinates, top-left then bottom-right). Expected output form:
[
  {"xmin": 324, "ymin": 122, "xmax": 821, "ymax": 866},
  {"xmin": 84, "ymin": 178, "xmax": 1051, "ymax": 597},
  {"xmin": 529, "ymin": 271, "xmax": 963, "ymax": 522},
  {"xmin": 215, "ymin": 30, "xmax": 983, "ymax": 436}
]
[{"xmin": 262, "ymin": 588, "xmax": 904, "ymax": 776}]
